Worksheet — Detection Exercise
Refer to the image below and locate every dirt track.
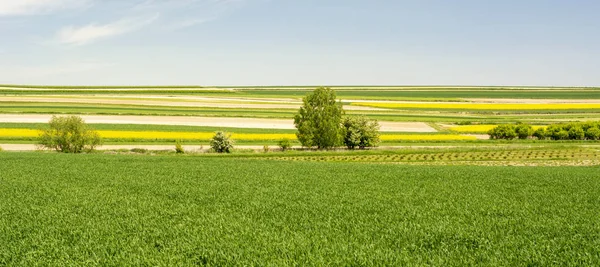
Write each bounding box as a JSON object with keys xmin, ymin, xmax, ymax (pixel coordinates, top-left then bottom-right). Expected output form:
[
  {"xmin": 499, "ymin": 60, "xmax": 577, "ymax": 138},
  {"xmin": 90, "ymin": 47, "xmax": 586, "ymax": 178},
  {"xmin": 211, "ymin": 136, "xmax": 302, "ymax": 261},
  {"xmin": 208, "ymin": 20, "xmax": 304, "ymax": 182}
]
[{"xmin": 0, "ymin": 114, "xmax": 436, "ymax": 132}]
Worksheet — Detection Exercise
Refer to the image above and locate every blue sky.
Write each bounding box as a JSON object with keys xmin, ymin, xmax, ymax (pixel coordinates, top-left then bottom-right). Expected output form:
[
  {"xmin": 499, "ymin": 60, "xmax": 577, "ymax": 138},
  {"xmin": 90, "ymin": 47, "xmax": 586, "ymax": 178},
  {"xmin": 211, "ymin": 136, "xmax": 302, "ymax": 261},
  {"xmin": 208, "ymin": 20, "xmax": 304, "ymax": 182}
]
[{"xmin": 0, "ymin": 0, "xmax": 599, "ymax": 86}]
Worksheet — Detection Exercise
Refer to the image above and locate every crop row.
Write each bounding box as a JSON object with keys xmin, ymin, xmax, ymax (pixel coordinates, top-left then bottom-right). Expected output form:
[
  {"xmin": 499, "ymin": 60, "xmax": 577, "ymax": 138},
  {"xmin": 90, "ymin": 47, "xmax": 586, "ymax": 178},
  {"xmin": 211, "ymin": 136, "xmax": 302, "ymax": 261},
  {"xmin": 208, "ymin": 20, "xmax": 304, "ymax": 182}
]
[{"xmin": 270, "ymin": 149, "xmax": 599, "ymax": 162}]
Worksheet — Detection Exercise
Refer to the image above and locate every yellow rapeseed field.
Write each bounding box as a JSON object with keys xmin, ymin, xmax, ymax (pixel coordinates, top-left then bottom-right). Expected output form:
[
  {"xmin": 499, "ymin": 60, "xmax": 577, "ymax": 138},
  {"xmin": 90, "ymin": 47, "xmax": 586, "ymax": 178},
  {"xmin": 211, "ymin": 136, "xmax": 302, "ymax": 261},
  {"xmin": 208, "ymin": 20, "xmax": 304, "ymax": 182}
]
[
  {"xmin": 449, "ymin": 125, "xmax": 546, "ymax": 133},
  {"xmin": 0, "ymin": 129, "xmax": 39, "ymax": 137},
  {"xmin": 353, "ymin": 102, "xmax": 600, "ymax": 110},
  {"xmin": 0, "ymin": 128, "xmax": 477, "ymax": 142}
]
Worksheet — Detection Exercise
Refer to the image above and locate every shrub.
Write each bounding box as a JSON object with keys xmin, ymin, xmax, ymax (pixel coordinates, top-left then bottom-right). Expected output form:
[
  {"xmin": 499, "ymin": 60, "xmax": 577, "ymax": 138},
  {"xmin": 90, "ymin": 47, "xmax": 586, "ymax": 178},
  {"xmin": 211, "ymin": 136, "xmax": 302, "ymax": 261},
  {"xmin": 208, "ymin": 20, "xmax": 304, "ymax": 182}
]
[
  {"xmin": 342, "ymin": 116, "xmax": 381, "ymax": 149},
  {"xmin": 278, "ymin": 138, "xmax": 292, "ymax": 151},
  {"xmin": 39, "ymin": 115, "xmax": 102, "ymax": 153},
  {"xmin": 546, "ymin": 124, "xmax": 564, "ymax": 140},
  {"xmin": 294, "ymin": 87, "xmax": 344, "ymax": 149},
  {"xmin": 532, "ymin": 128, "xmax": 547, "ymax": 140},
  {"xmin": 488, "ymin": 125, "xmax": 517, "ymax": 140},
  {"xmin": 556, "ymin": 130, "xmax": 569, "ymax": 140},
  {"xmin": 263, "ymin": 145, "xmax": 270, "ymax": 153},
  {"xmin": 0, "ymin": 146, "xmax": 3, "ymax": 152},
  {"xmin": 210, "ymin": 131, "xmax": 234, "ymax": 153},
  {"xmin": 175, "ymin": 140, "xmax": 185, "ymax": 154},
  {"xmin": 515, "ymin": 124, "xmax": 533, "ymax": 140},
  {"xmin": 585, "ymin": 127, "xmax": 600, "ymax": 140},
  {"xmin": 568, "ymin": 127, "xmax": 585, "ymax": 140}
]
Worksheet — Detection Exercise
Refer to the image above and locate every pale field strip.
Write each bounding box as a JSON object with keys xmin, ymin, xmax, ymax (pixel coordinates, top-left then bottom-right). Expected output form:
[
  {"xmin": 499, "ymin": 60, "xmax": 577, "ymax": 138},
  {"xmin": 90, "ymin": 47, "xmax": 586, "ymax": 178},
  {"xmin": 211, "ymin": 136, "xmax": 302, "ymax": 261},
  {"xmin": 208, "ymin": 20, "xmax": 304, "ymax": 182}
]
[
  {"xmin": 0, "ymin": 95, "xmax": 382, "ymax": 111},
  {"xmin": 0, "ymin": 114, "xmax": 437, "ymax": 132},
  {"xmin": 7, "ymin": 95, "xmax": 302, "ymax": 104}
]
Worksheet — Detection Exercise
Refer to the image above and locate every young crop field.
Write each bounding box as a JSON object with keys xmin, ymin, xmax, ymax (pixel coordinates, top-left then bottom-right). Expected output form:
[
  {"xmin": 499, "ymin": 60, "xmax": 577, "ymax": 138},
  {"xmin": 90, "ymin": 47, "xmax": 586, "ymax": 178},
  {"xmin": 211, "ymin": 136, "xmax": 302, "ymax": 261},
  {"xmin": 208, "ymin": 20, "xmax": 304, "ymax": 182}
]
[{"xmin": 0, "ymin": 153, "xmax": 598, "ymax": 265}]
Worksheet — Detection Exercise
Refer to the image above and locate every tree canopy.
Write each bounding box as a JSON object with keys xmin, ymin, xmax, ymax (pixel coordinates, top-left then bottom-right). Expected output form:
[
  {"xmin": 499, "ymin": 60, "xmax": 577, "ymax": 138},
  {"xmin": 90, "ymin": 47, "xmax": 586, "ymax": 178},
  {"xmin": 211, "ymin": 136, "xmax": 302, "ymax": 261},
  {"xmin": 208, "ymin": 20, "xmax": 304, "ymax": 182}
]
[{"xmin": 294, "ymin": 87, "xmax": 344, "ymax": 149}]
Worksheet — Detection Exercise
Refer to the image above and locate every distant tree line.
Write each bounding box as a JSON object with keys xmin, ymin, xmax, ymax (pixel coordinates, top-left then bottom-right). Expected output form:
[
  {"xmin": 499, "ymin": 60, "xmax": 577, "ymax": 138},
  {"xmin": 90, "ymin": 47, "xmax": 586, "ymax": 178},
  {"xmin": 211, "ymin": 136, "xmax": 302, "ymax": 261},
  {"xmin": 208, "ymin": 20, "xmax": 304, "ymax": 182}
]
[{"xmin": 489, "ymin": 122, "xmax": 600, "ymax": 140}]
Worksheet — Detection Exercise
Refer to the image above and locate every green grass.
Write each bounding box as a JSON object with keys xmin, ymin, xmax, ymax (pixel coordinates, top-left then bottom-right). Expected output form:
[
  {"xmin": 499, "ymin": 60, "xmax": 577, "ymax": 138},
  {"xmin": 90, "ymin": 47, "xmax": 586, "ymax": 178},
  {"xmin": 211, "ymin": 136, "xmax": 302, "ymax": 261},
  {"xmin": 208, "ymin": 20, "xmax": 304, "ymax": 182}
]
[
  {"xmin": 0, "ymin": 153, "xmax": 598, "ymax": 265},
  {"xmin": 0, "ymin": 103, "xmax": 297, "ymax": 118}
]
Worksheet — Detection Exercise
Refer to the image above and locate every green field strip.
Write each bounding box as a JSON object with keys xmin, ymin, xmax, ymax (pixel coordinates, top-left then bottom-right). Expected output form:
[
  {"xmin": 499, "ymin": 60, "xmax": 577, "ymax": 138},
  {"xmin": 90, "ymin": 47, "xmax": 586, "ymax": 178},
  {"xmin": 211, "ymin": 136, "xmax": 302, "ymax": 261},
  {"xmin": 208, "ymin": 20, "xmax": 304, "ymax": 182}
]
[{"xmin": 0, "ymin": 153, "xmax": 599, "ymax": 265}]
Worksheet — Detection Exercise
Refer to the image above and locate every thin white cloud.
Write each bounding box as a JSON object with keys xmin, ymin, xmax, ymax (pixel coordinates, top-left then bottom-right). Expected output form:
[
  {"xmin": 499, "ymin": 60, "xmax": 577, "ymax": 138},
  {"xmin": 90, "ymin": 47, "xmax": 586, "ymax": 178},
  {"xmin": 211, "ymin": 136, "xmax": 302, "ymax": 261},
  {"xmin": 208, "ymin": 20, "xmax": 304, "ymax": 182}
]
[
  {"xmin": 167, "ymin": 17, "xmax": 214, "ymax": 30},
  {"xmin": 0, "ymin": 0, "xmax": 91, "ymax": 16},
  {"xmin": 136, "ymin": 0, "xmax": 247, "ymax": 30},
  {"xmin": 56, "ymin": 14, "xmax": 159, "ymax": 45}
]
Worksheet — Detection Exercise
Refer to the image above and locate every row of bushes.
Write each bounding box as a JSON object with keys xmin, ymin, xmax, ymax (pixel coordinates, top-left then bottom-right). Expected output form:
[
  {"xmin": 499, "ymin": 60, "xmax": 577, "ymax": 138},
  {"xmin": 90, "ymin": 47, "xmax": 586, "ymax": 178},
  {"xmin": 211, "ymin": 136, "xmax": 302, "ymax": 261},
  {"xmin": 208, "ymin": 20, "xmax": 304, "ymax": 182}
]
[{"xmin": 489, "ymin": 122, "xmax": 600, "ymax": 140}]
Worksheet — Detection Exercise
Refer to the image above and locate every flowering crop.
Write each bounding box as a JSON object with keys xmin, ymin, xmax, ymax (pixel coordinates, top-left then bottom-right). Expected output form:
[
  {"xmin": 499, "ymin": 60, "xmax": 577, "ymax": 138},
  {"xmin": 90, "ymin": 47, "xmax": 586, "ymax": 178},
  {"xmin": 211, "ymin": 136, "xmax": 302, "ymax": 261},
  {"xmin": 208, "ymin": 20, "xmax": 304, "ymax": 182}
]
[{"xmin": 0, "ymin": 129, "xmax": 476, "ymax": 141}]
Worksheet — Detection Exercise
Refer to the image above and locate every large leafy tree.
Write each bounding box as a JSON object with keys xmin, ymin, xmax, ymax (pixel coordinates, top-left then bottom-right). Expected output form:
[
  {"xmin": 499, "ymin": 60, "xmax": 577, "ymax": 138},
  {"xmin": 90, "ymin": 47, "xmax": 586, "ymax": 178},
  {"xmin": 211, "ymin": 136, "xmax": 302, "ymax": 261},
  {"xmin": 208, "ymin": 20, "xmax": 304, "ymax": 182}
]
[{"xmin": 294, "ymin": 87, "xmax": 344, "ymax": 149}]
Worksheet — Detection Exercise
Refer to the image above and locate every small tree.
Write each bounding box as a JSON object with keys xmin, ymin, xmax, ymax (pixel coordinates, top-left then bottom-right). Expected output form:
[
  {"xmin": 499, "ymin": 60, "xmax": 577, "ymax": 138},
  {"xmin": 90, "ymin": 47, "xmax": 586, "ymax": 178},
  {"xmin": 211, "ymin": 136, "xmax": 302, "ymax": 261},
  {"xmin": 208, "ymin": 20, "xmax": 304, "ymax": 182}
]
[
  {"xmin": 294, "ymin": 87, "xmax": 344, "ymax": 149},
  {"xmin": 515, "ymin": 124, "xmax": 533, "ymax": 140},
  {"xmin": 585, "ymin": 127, "xmax": 600, "ymax": 140},
  {"xmin": 278, "ymin": 138, "xmax": 292, "ymax": 151},
  {"xmin": 210, "ymin": 131, "xmax": 234, "ymax": 153},
  {"xmin": 39, "ymin": 115, "xmax": 102, "ymax": 153},
  {"xmin": 343, "ymin": 116, "xmax": 381, "ymax": 149}
]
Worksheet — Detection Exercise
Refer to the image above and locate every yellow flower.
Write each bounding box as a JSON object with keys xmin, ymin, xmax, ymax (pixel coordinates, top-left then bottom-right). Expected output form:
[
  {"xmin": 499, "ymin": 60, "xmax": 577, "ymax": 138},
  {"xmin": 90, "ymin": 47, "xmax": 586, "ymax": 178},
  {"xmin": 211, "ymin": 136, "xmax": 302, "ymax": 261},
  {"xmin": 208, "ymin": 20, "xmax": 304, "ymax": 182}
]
[
  {"xmin": 0, "ymin": 129, "xmax": 39, "ymax": 137},
  {"xmin": 0, "ymin": 128, "xmax": 476, "ymax": 142}
]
